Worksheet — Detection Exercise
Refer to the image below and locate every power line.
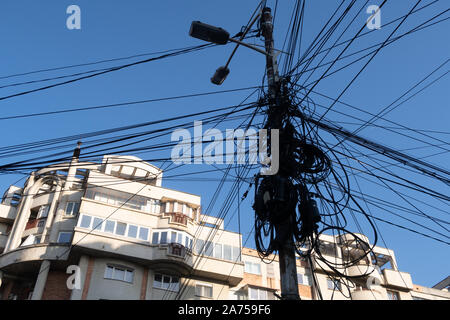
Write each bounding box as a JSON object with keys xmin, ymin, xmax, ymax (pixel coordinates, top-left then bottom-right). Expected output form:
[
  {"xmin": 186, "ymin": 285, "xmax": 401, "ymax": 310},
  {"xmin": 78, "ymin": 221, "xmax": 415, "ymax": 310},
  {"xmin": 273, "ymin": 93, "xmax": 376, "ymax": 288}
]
[{"xmin": 0, "ymin": 44, "xmax": 212, "ymax": 102}]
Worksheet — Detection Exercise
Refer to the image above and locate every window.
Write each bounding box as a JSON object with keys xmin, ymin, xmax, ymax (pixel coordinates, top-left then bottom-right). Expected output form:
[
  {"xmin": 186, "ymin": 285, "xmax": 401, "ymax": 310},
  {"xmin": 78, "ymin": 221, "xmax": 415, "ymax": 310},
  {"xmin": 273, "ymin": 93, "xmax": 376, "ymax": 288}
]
[
  {"xmin": 223, "ymin": 244, "xmax": 232, "ymax": 260},
  {"xmin": 124, "ymin": 270, "xmax": 134, "ymax": 283},
  {"xmin": 327, "ymin": 278, "xmax": 342, "ymax": 290},
  {"xmin": 304, "ymin": 274, "xmax": 313, "ymax": 286},
  {"xmin": 165, "ymin": 202, "xmax": 173, "ymax": 213},
  {"xmin": 115, "ymin": 222, "xmax": 127, "ymax": 236},
  {"xmin": 152, "ymin": 232, "xmax": 159, "ymax": 244},
  {"xmin": 93, "ymin": 217, "xmax": 103, "ymax": 231},
  {"xmin": 249, "ymin": 287, "xmax": 268, "ymax": 300},
  {"xmin": 79, "ymin": 214, "xmax": 150, "ymax": 241},
  {"xmin": 151, "ymin": 229, "xmax": 192, "ymax": 247},
  {"xmin": 160, "ymin": 231, "xmax": 168, "ymax": 244},
  {"xmin": 139, "ymin": 226, "xmax": 149, "ymax": 240},
  {"xmin": 57, "ymin": 232, "xmax": 72, "ymax": 244},
  {"xmin": 105, "ymin": 220, "xmax": 115, "ymax": 233},
  {"xmin": 86, "ymin": 187, "xmax": 159, "ymax": 213},
  {"xmin": 387, "ymin": 290, "xmax": 400, "ymax": 300},
  {"xmin": 37, "ymin": 205, "xmax": 49, "ymax": 218},
  {"xmin": 195, "ymin": 239, "xmax": 205, "ymax": 255},
  {"xmin": 195, "ymin": 283, "xmax": 213, "ymax": 298},
  {"xmin": 114, "ymin": 268, "xmax": 125, "ymax": 281},
  {"xmin": 297, "ymin": 273, "xmax": 312, "ymax": 286},
  {"xmin": 205, "ymin": 241, "xmax": 213, "ymax": 257},
  {"xmin": 65, "ymin": 202, "xmax": 80, "ymax": 216},
  {"xmin": 244, "ymin": 261, "xmax": 261, "ymax": 275},
  {"xmin": 80, "ymin": 215, "xmax": 92, "ymax": 229},
  {"xmin": 128, "ymin": 225, "xmax": 138, "ymax": 238},
  {"xmin": 37, "ymin": 220, "xmax": 46, "ymax": 228},
  {"xmin": 104, "ymin": 265, "xmax": 134, "ymax": 283},
  {"xmin": 214, "ymin": 243, "xmax": 222, "ymax": 259},
  {"xmin": 153, "ymin": 274, "xmax": 179, "ymax": 292},
  {"xmin": 233, "ymin": 246, "xmax": 241, "ymax": 262}
]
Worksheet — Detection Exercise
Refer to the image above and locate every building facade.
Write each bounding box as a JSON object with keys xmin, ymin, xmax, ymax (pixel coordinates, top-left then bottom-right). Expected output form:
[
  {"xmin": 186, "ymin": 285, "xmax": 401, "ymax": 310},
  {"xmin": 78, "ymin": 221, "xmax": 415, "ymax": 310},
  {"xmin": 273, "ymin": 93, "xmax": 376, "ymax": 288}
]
[{"xmin": 0, "ymin": 154, "xmax": 448, "ymax": 300}]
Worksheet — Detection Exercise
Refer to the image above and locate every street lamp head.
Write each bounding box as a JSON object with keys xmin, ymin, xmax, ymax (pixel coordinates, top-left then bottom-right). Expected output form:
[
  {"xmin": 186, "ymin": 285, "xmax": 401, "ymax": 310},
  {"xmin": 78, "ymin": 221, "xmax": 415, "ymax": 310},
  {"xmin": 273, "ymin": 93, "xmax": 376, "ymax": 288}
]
[
  {"xmin": 211, "ymin": 66, "xmax": 230, "ymax": 85},
  {"xmin": 189, "ymin": 21, "xmax": 230, "ymax": 45}
]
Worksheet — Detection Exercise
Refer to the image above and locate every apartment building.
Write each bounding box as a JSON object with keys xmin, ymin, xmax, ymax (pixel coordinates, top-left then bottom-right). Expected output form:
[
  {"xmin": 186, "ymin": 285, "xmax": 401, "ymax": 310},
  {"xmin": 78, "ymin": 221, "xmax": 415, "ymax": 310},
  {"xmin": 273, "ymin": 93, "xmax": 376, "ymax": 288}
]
[
  {"xmin": 0, "ymin": 153, "xmax": 448, "ymax": 300},
  {"xmin": 235, "ymin": 235, "xmax": 450, "ymax": 301}
]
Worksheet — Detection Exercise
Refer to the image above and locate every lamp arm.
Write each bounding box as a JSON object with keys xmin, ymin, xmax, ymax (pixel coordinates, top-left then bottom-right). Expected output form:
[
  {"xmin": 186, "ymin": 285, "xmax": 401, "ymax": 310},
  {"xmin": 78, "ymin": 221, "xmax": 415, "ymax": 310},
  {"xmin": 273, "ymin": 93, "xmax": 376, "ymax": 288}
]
[
  {"xmin": 228, "ymin": 38, "xmax": 270, "ymax": 57},
  {"xmin": 224, "ymin": 12, "xmax": 263, "ymax": 68}
]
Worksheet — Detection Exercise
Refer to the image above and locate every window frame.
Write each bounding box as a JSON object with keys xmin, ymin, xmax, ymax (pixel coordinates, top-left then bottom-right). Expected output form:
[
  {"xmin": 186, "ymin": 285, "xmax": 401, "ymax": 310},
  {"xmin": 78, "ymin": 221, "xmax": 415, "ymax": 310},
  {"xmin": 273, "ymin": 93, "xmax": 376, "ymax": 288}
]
[
  {"xmin": 195, "ymin": 282, "xmax": 213, "ymax": 298},
  {"xmin": 37, "ymin": 219, "xmax": 46, "ymax": 228},
  {"xmin": 79, "ymin": 214, "xmax": 92, "ymax": 229},
  {"xmin": 297, "ymin": 273, "xmax": 312, "ymax": 286},
  {"xmin": 387, "ymin": 290, "xmax": 400, "ymax": 300},
  {"xmin": 78, "ymin": 214, "xmax": 150, "ymax": 241},
  {"xmin": 114, "ymin": 221, "xmax": 127, "ymax": 236},
  {"xmin": 104, "ymin": 265, "xmax": 134, "ymax": 284},
  {"xmin": 127, "ymin": 224, "xmax": 138, "ymax": 238},
  {"xmin": 153, "ymin": 273, "xmax": 180, "ymax": 292},
  {"xmin": 248, "ymin": 287, "xmax": 268, "ymax": 300},
  {"xmin": 57, "ymin": 231, "xmax": 73, "ymax": 244},
  {"xmin": 37, "ymin": 205, "xmax": 49, "ymax": 219},
  {"xmin": 244, "ymin": 261, "xmax": 261, "ymax": 275},
  {"xmin": 152, "ymin": 229, "xmax": 192, "ymax": 247},
  {"xmin": 65, "ymin": 201, "xmax": 80, "ymax": 217},
  {"xmin": 327, "ymin": 278, "xmax": 342, "ymax": 291}
]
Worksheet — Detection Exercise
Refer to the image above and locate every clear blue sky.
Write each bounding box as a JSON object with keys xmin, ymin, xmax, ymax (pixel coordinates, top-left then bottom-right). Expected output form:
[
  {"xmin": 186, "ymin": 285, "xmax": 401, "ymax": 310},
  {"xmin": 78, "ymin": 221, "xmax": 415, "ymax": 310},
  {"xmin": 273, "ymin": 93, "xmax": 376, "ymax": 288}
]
[{"xmin": 0, "ymin": 1, "xmax": 448, "ymax": 288}]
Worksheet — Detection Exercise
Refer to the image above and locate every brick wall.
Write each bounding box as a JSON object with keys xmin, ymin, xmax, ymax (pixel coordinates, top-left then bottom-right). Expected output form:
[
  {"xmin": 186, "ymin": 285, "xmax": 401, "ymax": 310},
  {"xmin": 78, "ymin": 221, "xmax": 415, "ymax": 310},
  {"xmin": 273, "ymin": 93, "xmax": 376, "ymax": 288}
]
[
  {"xmin": 244, "ymin": 273, "xmax": 263, "ymax": 287},
  {"xmin": 140, "ymin": 268, "xmax": 149, "ymax": 300},
  {"xmin": 81, "ymin": 256, "xmax": 95, "ymax": 300},
  {"xmin": 42, "ymin": 271, "xmax": 71, "ymax": 300},
  {"xmin": 298, "ymin": 284, "xmax": 313, "ymax": 299}
]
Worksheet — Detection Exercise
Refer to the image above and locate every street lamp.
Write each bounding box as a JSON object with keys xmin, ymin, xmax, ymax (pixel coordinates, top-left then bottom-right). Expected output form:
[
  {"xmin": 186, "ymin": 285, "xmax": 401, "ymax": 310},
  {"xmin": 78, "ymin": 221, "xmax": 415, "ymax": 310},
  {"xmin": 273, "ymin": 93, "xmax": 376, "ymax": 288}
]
[
  {"xmin": 211, "ymin": 66, "xmax": 230, "ymax": 85},
  {"xmin": 189, "ymin": 21, "xmax": 230, "ymax": 45},
  {"xmin": 189, "ymin": 16, "xmax": 268, "ymax": 85}
]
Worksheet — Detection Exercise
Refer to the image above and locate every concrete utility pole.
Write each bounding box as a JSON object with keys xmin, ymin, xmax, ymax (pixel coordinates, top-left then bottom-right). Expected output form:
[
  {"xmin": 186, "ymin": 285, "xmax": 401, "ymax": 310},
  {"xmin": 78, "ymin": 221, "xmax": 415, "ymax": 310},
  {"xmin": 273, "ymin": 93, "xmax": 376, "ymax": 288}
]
[
  {"xmin": 260, "ymin": 7, "xmax": 300, "ymax": 300},
  {"xmin": 188, "ymin": 4, "xmax": 300, "ymax": 300}
]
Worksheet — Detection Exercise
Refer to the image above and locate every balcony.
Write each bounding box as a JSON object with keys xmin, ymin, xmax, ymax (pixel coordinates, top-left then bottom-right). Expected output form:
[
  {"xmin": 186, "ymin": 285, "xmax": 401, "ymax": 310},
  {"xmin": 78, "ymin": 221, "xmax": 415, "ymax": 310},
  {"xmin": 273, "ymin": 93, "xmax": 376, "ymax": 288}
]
[
  {"xmin": 163, "ymin": 212, "xmax": 188, "ymax": 226},
  {"xmin": 347, "ymin": 265, "xmax": 382, "ymax": 283},
  {"xmin": 22, "ymin": 218, "xmax": 46, "ymax": 239},
  {"xmin": 168, "ymin": 242, "xmax": 188, "ymax": 257},
  {"xmin": 72, "ymin": 228, "xmax": 243, "ymax": 286},
  {"xmin": 339, "ymin": 233, "xmax": 370, "ymax": 245},
  {"xmin": 0, "ymin": 204, "xmax": 17, "ymax": 221},
  {"xmin": 382, "ymin": 269, "xmax": 413, "ymax": 290},
  {"xmin": 25, "ymin": 219, "xmax": 39, "ymax": 230},
  {"xmin": 192, "ymin": 253, "xmax": 244, "ymax": 286},
  {"xmin": 351, "ymin": 288, "xmax": 386, "ymax": 300},
  {"xmin": 310, "ymin": 256, "xmax": 343, "ymax": 274},
  {"xmin": 72, "ymin": 228, "xmax": 194, "ymax": 272},
  {"xmin": 0, "ymin": 243, "xmax": 70, "ymax": 270}
]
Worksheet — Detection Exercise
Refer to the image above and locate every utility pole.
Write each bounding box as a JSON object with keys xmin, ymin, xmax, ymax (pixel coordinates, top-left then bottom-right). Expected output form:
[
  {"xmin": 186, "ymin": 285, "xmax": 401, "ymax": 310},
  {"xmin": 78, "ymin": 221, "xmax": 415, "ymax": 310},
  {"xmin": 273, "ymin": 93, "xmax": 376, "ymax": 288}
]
[
  {"xmin": 188, "ymin": 5, "xmax": 301, "ymax": 300},
  {"xmin": 260, "ymin": 6, "xmax": 300, "ymax": 301}
]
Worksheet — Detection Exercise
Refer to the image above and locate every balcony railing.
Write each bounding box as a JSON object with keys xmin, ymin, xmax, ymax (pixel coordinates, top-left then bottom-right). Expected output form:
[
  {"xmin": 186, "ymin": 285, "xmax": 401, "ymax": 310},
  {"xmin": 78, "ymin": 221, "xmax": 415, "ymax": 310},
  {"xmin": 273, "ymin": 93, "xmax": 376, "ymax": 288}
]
[
  {"xmin": 25, "ymin": 219, "xmax": 39, "ymax": 230},
  {"xmin": 163, "ymin": 212, "xmax": 188, "ymax": 226},
  {"xmin": 168, "ymin": 243, "xmax": 188, "ymax": 258},
  {"xmin": 25, "ymin": 218, "xmax": 46, "ymax": 231}
]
